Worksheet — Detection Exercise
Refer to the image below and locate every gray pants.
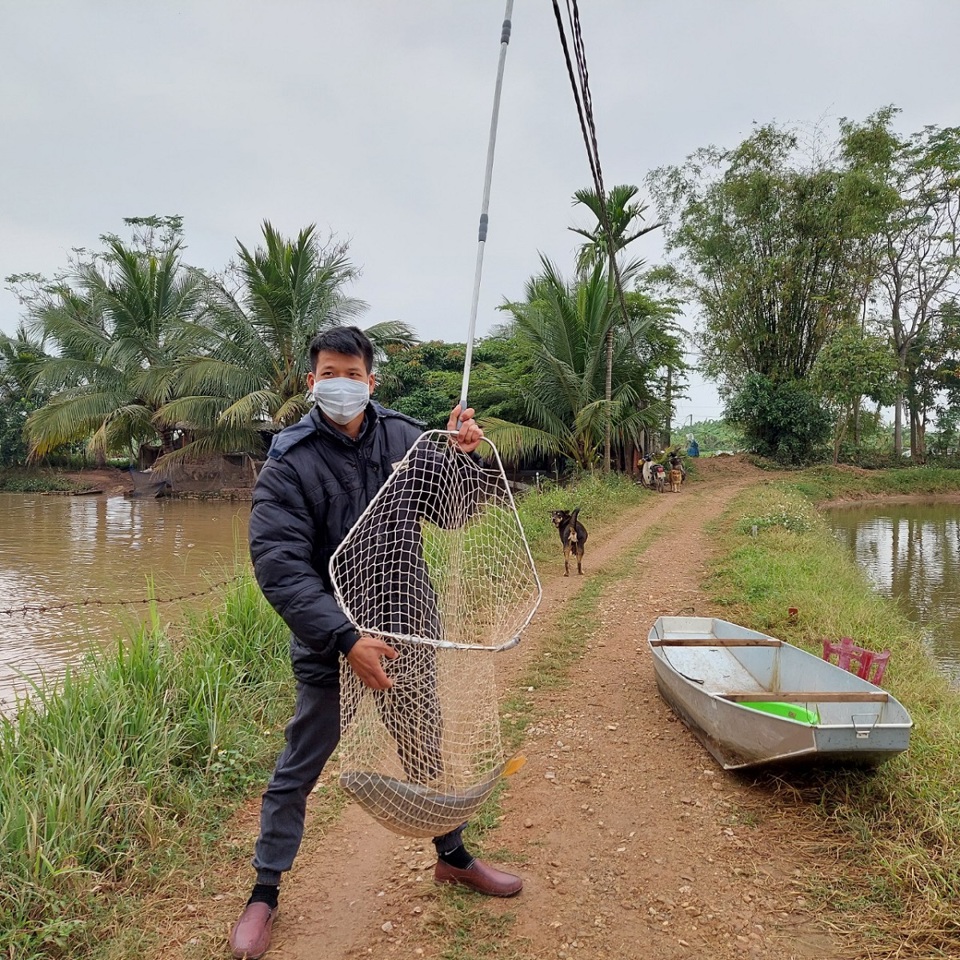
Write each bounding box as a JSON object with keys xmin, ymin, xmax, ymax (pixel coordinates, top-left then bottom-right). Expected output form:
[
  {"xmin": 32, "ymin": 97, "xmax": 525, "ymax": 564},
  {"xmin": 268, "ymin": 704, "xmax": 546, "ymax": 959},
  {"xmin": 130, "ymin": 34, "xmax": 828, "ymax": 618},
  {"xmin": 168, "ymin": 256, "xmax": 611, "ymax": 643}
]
[{"xmin": 253, "ymin": 680, "xmax": 464, "ymax": 885}]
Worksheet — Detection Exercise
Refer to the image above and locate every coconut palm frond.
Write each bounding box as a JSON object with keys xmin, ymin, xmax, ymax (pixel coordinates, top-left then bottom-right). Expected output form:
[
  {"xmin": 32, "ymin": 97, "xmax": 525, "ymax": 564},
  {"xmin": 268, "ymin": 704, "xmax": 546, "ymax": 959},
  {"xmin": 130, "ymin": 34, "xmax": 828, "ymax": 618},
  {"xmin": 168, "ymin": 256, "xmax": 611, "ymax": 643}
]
[
  {"xmin": 154, "ymin": 395, "xmax": 229, "ymax": 431},
  {"xmin": 273, "ymin": 394, "xmax": 311, "ymax": 426},
  {"xmin": 480, "ymin": 417, "xmax": 567, "ymax": 463},
  {"xmin": 364, "ymin": 320, "xmax": 419, "ymax": 358},
  {"xmin": 173, "ymin": 356, "xmax": 263, "ymax": 401},
  {"xmin": 27, "ymin": 387, "xmax": 130, "ymax": 457},
  {"xmin": 218, "ymin": 391, "xmax": 283, "ymax": 429},
  {"xmin": 154, "ymin": 427, "xmax": 265, "ymax": 470},
  {"xmin": 102, "ymin": 403, "xmax": 156, "ymax": 452}
]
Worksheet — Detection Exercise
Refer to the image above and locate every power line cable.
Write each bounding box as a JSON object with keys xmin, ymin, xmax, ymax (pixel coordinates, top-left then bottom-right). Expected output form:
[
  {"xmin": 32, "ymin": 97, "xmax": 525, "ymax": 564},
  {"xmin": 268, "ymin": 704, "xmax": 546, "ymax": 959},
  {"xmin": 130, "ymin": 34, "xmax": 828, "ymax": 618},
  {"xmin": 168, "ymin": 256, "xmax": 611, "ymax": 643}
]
[{"xmin": 550, "ymin": 0, "xmax": 630, "ymax": 322}]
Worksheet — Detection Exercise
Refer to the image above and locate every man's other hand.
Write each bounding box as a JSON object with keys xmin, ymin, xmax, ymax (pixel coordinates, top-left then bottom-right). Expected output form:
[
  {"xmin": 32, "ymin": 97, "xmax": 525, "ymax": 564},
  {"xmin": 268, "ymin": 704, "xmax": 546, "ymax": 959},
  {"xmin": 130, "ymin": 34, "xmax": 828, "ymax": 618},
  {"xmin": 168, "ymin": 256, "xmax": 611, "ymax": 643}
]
[
  {"xmin": 346, "ymin": 635, "xmax": 398, "ymax": 690},
  {"xmin": 447, "ymin": 404, "xmax": 484, "ymax": 454}
]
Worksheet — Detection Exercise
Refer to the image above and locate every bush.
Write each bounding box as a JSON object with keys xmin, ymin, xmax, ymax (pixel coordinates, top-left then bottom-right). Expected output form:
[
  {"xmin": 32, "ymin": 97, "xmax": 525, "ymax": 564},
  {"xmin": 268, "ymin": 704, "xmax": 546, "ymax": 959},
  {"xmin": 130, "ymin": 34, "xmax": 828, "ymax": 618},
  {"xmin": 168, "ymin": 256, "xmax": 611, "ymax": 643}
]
[
  {"xmin": 0, "ymin": 471, "xmax": 75, "ymax": 492},
  {"xmin": 726, "ymin": 374, "xmax": 831, "ymax": 465}
]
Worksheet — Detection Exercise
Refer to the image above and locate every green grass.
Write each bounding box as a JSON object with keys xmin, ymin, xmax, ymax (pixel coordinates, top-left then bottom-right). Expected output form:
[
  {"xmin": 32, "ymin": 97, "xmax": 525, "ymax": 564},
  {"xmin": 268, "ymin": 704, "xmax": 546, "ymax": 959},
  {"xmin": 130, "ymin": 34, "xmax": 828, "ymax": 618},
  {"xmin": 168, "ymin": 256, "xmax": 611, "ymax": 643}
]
[
  {"xmin": 0, "ymin": 470, "xmax": 77, "ymax": 493},
  {"xmin": 782, "ymin": 463, "xmax": 960, "ymax": 503},
  {"xmin": 0, "ymin": 574, "xmax": 292, "ymax": 960},
  {"xmin": 512, "ymin": 470, "xmax": 646, "ymax": 567},
  {"xmin": 706, "ymin": 480, "xmax": 960, "ymax": 957}
]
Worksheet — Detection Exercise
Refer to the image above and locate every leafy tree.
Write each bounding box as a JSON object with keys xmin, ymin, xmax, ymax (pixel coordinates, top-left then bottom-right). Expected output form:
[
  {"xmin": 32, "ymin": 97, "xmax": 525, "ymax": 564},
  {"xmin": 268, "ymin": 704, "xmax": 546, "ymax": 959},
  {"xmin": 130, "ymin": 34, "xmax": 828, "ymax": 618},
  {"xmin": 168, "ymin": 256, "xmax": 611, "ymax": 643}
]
[
  {"xmin": 810, "ymin": 322, "xmax": 898, "ymax": 463},
  {"xmin": 629, "ymin": 272, "xmax": 689, "ymax": 448},
  {"xmin": 374, "ymin": 336, "xmax": 528, "ymax": 429},
  {"xmin": 725, "ymin": 373, "xmax": 831, "ymax": 465},
  {"xmin": 934, "ymin": 300, "xmax": 960, "ymax": 409},
  {"xmin": 157, "ymin": 221, "xmax": 416, "ymax": 462},
  {"xmin": 857, "ymin": 115, "xmax": 960, "ymax": 458},
  {"xmin": 648, "ymin": 119, "xmax": 897, "ymax": 391},
  {"xmin": 903, "ymin": 298, "xmax": 960, "ymax": 460},
  {"xmin": 0, "ymin": 325, "xmax": 50, "ymax": 466}
]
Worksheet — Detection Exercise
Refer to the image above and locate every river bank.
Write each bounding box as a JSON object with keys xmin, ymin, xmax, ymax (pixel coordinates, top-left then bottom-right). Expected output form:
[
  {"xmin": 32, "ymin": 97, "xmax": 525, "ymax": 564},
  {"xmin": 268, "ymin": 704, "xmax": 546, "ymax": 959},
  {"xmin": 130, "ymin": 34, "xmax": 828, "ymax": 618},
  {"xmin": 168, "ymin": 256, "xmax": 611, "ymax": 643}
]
[{"xmin": 0, "ymin": 462, "xmax": 256, "ymax": 499}]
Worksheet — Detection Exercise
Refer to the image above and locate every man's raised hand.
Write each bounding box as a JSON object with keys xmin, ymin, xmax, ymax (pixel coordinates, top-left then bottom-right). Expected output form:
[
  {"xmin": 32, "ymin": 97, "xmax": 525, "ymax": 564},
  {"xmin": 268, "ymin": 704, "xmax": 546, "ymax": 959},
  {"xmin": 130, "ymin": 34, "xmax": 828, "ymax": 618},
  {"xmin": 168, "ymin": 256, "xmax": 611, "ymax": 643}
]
[{"xmin": 447, "ymin": 404, "xmax": 484, "ymax": 454}]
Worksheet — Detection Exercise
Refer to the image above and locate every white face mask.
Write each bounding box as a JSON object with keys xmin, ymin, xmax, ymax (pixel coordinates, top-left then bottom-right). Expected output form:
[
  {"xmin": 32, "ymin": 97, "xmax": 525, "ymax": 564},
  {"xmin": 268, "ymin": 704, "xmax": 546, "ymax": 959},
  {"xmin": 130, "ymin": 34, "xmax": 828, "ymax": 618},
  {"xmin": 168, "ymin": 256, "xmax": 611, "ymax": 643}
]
[{"xmin": 312, "ymin": 377, "xmax": 370, "ymax": 425}]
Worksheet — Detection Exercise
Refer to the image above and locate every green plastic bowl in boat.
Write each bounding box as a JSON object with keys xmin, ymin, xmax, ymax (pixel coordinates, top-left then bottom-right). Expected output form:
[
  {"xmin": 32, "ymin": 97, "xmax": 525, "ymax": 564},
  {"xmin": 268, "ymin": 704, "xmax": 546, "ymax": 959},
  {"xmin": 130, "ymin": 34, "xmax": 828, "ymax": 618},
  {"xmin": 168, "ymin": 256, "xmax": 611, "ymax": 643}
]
[{"xmin": 741, "ymin": 701, "xmax": 820, "ymax": 724}]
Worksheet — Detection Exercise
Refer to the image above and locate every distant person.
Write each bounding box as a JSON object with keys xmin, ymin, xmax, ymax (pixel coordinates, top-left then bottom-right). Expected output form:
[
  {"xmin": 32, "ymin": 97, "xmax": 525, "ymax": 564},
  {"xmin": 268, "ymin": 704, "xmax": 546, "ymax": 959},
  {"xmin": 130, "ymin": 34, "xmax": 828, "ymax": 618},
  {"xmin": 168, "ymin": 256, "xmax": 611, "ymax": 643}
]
[{"xmin": 230, "ymin": 326, "xmax": 522, "ymax": 960}]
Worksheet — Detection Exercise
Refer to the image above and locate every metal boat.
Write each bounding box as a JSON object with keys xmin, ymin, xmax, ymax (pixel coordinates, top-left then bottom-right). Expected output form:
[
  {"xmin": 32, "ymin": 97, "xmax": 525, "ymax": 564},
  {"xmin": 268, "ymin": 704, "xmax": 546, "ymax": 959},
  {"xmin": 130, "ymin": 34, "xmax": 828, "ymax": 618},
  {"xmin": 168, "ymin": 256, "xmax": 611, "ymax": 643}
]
[{"xmin": 647, "ymin": 616, "xmax": 912, "ymax": 770}]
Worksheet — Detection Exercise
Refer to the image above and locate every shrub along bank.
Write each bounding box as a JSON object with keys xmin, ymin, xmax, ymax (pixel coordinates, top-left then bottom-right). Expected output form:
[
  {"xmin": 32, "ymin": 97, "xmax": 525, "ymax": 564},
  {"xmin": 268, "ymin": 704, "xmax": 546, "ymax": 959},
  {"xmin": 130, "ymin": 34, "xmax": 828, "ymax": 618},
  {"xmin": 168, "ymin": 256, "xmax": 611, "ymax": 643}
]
[{"xmin": 707, "ymin": 475, "xmax": 960, "ymax": 958}]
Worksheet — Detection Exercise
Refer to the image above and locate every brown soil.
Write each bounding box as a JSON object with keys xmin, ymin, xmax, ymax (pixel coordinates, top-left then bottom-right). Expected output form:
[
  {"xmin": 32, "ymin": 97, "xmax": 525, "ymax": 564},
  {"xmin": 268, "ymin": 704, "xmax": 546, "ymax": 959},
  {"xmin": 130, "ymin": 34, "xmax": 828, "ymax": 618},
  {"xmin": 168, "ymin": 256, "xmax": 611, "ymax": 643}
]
[{"xmin": 154, "ymin": 457, "xmax": 854, "ymax": 960}]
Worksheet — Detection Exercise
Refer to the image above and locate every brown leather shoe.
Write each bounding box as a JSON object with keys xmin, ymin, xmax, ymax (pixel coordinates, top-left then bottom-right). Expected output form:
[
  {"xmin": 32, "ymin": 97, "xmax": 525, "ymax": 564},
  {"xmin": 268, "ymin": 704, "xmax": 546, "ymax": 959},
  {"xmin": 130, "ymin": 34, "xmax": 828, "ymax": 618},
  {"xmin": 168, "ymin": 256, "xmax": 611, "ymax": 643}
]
[
  {"xmin": 229, "ymin": 901, "xmax": 277, "ymax": 959},
  {"xmin": 434, "ymin": 858, "xmax": 523, "ymax": 897}
]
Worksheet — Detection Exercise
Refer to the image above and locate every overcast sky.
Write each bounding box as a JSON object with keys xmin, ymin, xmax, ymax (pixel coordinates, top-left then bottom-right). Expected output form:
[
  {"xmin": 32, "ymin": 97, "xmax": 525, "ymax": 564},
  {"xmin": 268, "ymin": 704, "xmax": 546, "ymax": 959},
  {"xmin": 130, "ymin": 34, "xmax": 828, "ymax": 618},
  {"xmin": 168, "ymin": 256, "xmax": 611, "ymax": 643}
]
[{"xmin": 2, "ymin": 1, "xmax": 958, "ymax": 424}]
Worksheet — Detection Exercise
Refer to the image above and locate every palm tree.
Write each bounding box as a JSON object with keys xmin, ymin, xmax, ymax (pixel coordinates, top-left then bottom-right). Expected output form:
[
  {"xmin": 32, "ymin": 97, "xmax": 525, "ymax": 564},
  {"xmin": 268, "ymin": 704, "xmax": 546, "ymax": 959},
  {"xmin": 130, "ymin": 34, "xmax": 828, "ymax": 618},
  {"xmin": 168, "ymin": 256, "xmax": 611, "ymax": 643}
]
[
  {"xmin": 156, "ymin": 221, "xmax": 416, "ymax": 462},
  {"xmin": 570, "ymin": 184, "xmax": 660, "ymax": 275},
  {"xmin": 0, "ymin": 325, "xmax": 51, "ymax": 466},
  {"xmin": 23, "ymin": 238, "xmax": 205, "ymax": 461},
  {"xmin": 482, "ymin": 257, "xmax": 654, "ymax": 470},
  {"xmin": 0, "ymin": 323, "xmax": 49, "ymax": 399},
  {"xmin": 570, "ymin": 184, "xmax": 662, "ymax": 471}
]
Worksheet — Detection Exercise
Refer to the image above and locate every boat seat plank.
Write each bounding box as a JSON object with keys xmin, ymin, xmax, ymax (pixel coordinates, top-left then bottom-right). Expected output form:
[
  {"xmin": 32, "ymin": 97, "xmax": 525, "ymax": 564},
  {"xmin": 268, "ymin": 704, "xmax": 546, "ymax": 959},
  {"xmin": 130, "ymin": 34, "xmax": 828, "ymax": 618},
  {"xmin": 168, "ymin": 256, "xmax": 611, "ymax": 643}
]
[
  {"xmin": 651, "ymin": 638, "xmax": 781, "ymax": 647},
  {"xmin": 721, "ymin": 691, "xmax": 889, "ymax": 703}
]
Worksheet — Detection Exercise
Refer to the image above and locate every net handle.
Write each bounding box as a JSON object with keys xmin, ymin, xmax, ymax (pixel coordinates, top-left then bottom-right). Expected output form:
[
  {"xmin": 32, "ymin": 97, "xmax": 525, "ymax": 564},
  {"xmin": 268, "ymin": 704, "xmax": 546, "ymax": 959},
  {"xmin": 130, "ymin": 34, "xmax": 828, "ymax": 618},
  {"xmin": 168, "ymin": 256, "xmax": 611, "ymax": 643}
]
[{"xmin": 460, "ymin": 0, "xmax": 514, "ymax": 411}]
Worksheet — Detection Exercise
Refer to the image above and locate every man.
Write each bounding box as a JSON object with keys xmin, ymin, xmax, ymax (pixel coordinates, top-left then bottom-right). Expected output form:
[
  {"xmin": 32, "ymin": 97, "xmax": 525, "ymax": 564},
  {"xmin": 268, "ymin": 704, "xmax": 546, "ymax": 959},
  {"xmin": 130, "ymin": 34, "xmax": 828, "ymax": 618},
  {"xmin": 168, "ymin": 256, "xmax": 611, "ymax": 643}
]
[{"xmin": 231, "ymin": 326, "xmax": 522, "ymax": 960}]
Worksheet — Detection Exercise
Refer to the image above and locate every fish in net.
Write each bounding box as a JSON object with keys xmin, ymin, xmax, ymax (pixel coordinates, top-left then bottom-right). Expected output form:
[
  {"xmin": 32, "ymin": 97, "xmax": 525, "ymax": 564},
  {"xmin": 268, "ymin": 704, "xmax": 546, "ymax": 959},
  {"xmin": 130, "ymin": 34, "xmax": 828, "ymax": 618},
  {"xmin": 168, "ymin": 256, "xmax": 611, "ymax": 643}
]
[{"xmin": 330, "ymin": 431, "xmax": 541, "ymax": 836}]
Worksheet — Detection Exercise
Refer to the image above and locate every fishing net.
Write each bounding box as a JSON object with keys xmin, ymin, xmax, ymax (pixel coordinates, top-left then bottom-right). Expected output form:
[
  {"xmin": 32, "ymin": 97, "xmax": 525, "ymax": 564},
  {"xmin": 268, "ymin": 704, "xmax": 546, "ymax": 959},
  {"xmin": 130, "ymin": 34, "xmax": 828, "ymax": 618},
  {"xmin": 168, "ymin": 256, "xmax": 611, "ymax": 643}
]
[{"xmin": 330, "ymin": 431, "xmax": 541, "ymax": 836}]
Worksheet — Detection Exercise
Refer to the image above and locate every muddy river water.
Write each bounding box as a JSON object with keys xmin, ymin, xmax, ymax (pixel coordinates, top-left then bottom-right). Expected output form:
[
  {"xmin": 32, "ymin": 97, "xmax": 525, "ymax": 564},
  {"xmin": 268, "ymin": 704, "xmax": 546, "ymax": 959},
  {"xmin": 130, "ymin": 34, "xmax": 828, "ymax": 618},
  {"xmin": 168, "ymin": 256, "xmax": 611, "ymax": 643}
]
[
  {"xmin": 0, "ymin": 492, "xmax": 250, "ymax": 708},
  {"xmin": 826, "ymin": 498, "xmax": 960, "ymax": 684}
]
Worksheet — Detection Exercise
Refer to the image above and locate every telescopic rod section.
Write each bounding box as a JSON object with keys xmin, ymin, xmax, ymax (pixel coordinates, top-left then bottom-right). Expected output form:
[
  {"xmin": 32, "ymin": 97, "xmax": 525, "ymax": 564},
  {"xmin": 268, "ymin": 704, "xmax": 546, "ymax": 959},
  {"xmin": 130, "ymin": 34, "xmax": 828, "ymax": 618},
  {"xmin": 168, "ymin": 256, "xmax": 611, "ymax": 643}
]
[{"xmin": 460, "ymin": 0, "xmax": 514, "ymax": 412}]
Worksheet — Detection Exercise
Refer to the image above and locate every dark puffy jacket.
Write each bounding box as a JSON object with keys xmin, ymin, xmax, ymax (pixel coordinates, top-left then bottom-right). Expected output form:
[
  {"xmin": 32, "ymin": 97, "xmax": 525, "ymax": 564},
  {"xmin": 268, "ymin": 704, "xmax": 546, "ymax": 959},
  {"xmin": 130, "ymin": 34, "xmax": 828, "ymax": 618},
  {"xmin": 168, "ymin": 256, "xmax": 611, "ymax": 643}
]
[{"xmin": 249, "ymin": 401, "xmax": 425, "ymax": 686}]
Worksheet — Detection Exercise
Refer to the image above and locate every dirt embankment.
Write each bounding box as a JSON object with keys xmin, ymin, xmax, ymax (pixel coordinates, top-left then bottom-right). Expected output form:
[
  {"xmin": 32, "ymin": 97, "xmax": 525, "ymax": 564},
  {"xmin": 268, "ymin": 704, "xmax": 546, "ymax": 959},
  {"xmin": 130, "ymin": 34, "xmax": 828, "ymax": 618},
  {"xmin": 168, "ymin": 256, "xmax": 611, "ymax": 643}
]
[{"xmin": 157, "ymin": 457, "xmax": 850, "ymax": 960}]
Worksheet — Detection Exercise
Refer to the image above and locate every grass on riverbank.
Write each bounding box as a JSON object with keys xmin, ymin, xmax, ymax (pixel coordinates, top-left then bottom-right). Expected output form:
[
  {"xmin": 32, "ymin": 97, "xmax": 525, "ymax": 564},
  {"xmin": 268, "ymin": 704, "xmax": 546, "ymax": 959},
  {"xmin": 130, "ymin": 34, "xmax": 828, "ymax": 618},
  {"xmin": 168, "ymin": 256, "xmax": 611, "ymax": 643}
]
[
  {"xmin": 0, "ymin": 577, "xmax": 292, "ymax": 960},
  {"xmin": 0, "ymin": 472, "xmax": 646, "ymax": 960},
  {"xmin": 707, "ymin": 479, "xmax": 960, "ymax": 958},
  {"xmin": 0, "ymin": 469, "xmax": 77, "ymax": 493},
  {"xmin": 783, "ymin": 463, "xmax": 960, "ymax": 503}
]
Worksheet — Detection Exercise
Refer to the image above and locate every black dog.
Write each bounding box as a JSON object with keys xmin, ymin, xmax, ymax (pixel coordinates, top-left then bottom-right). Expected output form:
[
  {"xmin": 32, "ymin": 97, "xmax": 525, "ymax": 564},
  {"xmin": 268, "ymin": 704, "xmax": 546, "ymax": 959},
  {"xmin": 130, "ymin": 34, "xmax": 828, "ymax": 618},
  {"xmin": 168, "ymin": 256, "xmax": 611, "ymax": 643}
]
[{"xmin": 550, "ymin": 508, "xmax": 588, "ymax": 577}]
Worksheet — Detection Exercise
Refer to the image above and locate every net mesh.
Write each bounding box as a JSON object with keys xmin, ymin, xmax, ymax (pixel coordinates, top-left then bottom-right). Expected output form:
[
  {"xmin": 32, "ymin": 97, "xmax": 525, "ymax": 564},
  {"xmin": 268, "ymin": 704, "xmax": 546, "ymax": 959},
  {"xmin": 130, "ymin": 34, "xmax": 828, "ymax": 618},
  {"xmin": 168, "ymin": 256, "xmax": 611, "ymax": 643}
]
[{"xmin": 330, "ymin": 431, "xmax": 541, "ymax": 836}]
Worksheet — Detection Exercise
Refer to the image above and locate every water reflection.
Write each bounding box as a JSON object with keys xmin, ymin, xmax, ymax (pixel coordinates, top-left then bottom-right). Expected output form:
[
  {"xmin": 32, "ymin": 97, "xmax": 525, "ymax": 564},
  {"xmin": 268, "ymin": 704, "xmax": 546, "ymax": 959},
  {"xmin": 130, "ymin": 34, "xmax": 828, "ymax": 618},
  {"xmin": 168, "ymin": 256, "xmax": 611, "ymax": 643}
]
[
  {"xmin": 0, "ymin": 492, "xmax": 250, "ymax": 708},
  {"xmin": 827, "ymin": 499, "xmax": 960, "ymax": 683}
]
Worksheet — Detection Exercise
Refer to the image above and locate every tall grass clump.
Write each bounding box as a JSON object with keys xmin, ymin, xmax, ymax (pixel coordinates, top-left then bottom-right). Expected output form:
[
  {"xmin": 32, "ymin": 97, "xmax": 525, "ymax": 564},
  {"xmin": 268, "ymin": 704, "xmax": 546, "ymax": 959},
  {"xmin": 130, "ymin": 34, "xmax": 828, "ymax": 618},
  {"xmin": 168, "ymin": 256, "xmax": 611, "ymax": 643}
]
[
  {"xmin": 709, "ymin": 484, "xmax": 960, "ymax": 957},
  {"xmin": 0, "ymin": 573, "xmax": 291, "ymax": 960}
]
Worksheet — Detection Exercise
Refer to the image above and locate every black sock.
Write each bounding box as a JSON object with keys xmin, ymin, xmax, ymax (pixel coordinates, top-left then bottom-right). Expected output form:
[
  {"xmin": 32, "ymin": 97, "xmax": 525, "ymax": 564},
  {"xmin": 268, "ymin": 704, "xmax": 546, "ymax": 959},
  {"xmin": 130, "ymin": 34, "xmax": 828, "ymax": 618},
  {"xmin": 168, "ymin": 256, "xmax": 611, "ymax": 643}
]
[
  {"xmin": 248, "ymin": 883, "xmax": 279, "ymax": 910},
  {"xmin": 437, "ymin": 843, "xmax": 475, "ymax": 870}
]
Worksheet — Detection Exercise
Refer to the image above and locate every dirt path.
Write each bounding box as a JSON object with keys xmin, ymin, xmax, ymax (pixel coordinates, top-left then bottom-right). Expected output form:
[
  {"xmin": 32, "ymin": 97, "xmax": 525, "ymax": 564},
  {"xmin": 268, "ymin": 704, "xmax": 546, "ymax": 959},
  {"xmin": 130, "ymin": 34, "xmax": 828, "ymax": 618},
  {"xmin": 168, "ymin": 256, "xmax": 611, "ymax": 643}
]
[{"xmin": 166, "ymin": 457, "xmax": 849, "ymax": 960}]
